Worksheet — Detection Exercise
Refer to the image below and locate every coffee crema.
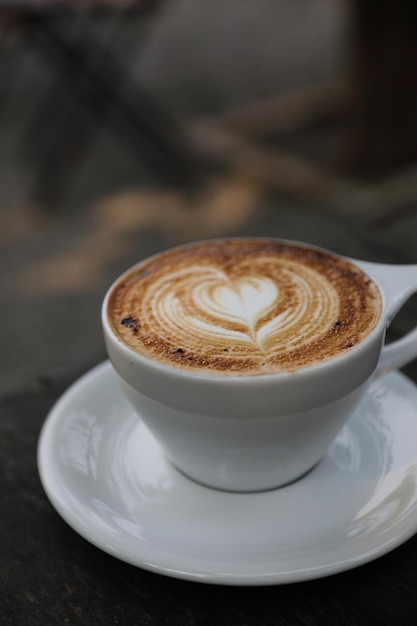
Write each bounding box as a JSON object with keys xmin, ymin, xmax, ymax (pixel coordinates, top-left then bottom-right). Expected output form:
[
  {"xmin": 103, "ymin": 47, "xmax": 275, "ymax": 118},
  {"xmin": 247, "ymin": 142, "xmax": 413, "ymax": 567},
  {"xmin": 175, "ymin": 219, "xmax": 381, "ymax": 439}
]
[{"xmin": 108, "ymin": 240, "xmax": 383, "ymax": 375}]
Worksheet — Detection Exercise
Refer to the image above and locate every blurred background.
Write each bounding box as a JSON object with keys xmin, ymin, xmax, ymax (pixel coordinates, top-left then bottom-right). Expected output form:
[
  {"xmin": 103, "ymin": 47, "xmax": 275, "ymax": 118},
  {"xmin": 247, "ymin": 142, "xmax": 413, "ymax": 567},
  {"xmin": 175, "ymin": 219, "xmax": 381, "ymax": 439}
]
[{"xmin": 1, "ymin": 0, "xmax": 417, "ymax": 394}]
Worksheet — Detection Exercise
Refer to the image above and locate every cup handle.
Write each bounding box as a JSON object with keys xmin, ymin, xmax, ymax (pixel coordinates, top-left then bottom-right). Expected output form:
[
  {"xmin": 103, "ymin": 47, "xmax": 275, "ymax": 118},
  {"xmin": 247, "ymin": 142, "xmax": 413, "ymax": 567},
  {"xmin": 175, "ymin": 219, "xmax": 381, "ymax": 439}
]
[{"xmin": 353, "ymin": 260, "xmax": 417, "ymax": 375}]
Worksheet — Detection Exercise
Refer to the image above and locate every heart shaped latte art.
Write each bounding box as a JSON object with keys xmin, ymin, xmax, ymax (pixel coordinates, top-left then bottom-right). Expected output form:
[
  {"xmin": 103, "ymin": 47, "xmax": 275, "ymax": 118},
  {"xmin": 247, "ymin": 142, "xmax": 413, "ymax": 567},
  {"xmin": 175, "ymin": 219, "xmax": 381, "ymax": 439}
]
[
  {"xmin": 111, "ymin": 241, "xmax": 382, "ymax": 373},
  {"xmin": 191, "ymin": 276, "xmax": 279, "ymax": 347},
  {"xmin": 144, "ymin": 261, "xmax": 340, "ymax": 356}
]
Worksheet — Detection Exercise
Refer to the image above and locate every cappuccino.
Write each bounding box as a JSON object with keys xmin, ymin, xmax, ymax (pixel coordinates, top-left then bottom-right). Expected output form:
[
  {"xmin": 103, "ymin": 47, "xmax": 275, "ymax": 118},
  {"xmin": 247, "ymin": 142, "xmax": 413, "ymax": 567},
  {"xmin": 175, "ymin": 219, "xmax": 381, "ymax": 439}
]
[{"xmin": 108, "ymin": 240, "xmax": 382, "ymax": 375}]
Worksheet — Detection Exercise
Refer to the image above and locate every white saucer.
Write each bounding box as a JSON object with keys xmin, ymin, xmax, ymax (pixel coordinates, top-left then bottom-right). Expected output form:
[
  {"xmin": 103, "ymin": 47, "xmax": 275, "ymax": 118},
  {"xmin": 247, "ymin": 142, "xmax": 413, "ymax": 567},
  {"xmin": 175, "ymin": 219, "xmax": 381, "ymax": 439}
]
[{"xmin": 38, "ymin": 361, "xmax": 417, "ymax": 586}]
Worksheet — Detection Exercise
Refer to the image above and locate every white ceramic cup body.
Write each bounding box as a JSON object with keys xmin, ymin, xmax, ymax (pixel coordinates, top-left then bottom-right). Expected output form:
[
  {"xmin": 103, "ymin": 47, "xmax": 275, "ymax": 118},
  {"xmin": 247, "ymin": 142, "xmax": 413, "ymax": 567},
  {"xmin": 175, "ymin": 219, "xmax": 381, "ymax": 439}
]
[{"xmin": 102, "ymin": 241, "xmax": 417, "ymax": 492}]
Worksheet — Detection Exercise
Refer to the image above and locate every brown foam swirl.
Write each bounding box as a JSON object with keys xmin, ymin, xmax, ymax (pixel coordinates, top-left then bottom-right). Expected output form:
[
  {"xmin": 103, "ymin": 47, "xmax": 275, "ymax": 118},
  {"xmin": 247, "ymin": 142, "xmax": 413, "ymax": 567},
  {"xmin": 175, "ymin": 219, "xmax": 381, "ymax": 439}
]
[{"xmin": 109, "ymin": 240, "xmax": 382, "ymax": 374}]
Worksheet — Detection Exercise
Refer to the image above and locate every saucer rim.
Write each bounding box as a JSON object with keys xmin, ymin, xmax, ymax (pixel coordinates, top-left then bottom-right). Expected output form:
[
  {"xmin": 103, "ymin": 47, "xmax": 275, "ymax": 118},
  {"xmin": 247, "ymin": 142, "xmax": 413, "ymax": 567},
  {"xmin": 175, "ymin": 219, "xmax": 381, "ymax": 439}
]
[{"xmin": 37, "ymin": 361, "xmax": 417, "ymax": 586}]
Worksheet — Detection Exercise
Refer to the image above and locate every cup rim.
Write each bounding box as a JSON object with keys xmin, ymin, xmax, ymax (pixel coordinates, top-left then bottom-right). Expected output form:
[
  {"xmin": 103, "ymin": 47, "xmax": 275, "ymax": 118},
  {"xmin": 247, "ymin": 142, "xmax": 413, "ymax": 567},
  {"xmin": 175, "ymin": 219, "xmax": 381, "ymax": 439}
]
[{"xmin": 102, "ymin": 237, "xmax": 386, "ymax": 383}]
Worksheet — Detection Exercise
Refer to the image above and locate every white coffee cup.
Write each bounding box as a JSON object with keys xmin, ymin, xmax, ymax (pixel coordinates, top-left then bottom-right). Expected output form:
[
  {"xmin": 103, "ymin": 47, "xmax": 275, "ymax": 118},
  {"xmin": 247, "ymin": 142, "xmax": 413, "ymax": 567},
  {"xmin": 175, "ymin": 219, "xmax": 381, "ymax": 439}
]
[{"xmin": 102, "ymin": 240, "xmax": 417, "ymax": 492}]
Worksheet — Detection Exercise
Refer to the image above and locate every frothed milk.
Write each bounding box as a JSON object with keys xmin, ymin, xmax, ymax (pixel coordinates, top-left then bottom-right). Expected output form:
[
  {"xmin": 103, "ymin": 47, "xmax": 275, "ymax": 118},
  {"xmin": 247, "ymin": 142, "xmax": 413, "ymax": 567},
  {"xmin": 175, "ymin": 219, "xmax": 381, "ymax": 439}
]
[{"xmin": 108, "ymin": 240, "xmax": 383, "ymax": 375}]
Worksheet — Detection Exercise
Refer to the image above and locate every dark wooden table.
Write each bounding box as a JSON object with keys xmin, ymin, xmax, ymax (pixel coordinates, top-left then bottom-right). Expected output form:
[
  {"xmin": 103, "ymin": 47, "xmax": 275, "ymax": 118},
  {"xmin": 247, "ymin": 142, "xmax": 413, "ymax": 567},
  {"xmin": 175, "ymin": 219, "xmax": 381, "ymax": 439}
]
[{"xmin": 2, "ymin": 352, "xmax": 417, "ymax": 626}]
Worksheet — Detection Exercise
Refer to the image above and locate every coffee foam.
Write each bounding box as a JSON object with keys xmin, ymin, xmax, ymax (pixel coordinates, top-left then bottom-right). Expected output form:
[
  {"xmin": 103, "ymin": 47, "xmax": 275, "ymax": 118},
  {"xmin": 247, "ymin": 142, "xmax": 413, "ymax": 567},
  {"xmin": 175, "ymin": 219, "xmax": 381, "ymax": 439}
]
[{"xmin": 108, "ymin": 240, "xmax": 383, "ymax": 375}]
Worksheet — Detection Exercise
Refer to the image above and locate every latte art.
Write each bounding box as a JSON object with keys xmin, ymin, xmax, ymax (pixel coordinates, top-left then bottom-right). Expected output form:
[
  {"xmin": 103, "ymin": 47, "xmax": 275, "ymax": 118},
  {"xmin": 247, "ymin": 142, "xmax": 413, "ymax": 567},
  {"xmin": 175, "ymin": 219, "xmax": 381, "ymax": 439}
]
[
  {"xmin": 151, "ymin": 264, "xmax": 339, "ymax": 355},
  {"xmin": 109, "ymin": 240, "xmax": 382, "ymax": 374}
]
